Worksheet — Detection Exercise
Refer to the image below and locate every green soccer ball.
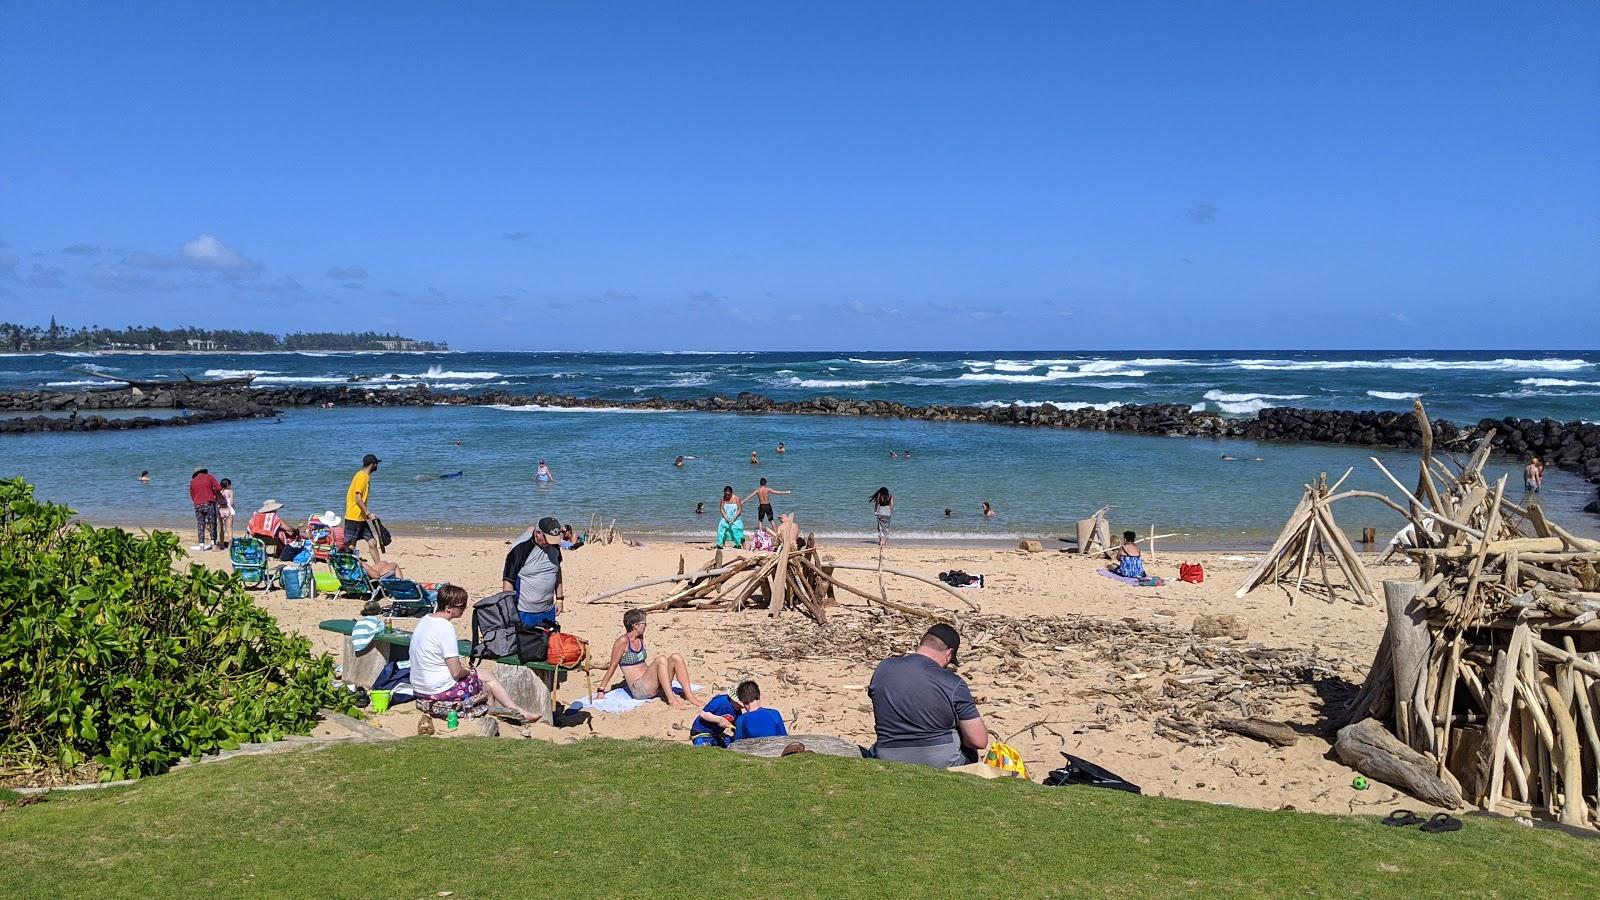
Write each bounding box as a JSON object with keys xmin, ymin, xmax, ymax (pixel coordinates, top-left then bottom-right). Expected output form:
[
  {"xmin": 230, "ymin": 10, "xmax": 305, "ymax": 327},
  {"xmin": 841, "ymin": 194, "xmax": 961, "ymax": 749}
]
[{"xmin": 1352, "ymin": 776, "xmax": 1370, "ymax": 790}]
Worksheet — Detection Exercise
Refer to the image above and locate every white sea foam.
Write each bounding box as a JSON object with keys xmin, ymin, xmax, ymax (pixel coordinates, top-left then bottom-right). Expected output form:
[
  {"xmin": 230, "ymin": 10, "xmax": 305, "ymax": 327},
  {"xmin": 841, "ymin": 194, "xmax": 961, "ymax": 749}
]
[
  {"xmin": 957, "ymin": 366, "xmax": 1149, "ymax": 383},
  {"xmin": 253, "ymin": 375, "xmax": 350, "ymax": 384},
  {"xmin": 43, "ymin": 379, "xmax": 108, "ymax": 387},
  {"xmin": 668, "ymin": 373, "xmax": 713, "ymax": 387},
  {"xmin": 422, "ymin": 366, "xmax": 501, "ymax": 379},
  {"xmin": 1489, "ymin": 389, "xmax": 1600, "ymax": 400},
  {"xmin": 1366, "ymin": 390, "xmax": 1421, "ymax": 400},
  {"xmin": 977, "ymin": 400, "xmax": 1124, "ymax": 411},
  {"xmin": 487, "ymin": 403, "xmax": 671, "ymax": 413},
  {"xmin": 847, "ymin": 358, "xmax": 909, "ymax": 365},
  {"xmin": 784, "ymin": 377, "xmax": 878, "ymax": 389},
  {"xmin": 1202, "ymin": 390, "xmax": 1309, "ymax": 402},
  {"xmin": 1517, "ymin": 378, "xmax": 1600, "ymax": 388},
  {"xmin": 992, "ymin": 361, "xmax": 1039, "ymax": 373},
  {"xmin": 1193, "ymin": 398, "xmax": 1279, "ymax": 415},
  {"xmin": 1233, "ymin": 357, "xmax": 1591, "ymax": 373},
  {"xmin": 203, "ymin": 368, "xmax": 277, "ymax": 378}
]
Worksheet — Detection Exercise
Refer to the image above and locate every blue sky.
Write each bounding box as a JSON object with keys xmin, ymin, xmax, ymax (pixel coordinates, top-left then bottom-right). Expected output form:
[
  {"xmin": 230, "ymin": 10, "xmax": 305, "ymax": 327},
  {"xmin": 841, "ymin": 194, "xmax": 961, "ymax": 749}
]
[{"xmin": 2, "ymin": 2, "xmax": 1596, "ymax": 351}]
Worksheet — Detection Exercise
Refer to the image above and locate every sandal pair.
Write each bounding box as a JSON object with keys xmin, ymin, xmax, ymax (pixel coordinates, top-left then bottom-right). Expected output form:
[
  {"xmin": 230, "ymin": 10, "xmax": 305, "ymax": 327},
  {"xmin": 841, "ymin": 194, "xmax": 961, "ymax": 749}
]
[{"xmin": 1382, "ymin": 810, "xmax": 1462, "ymax": 832}]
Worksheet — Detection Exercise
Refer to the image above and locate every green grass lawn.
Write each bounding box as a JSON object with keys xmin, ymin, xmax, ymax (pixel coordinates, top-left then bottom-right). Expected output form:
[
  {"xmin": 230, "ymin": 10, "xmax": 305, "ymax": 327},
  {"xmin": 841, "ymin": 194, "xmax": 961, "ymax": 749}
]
[{"xmin": 2, "ymin": 738, "xmax": 1597, "ymax": 898}]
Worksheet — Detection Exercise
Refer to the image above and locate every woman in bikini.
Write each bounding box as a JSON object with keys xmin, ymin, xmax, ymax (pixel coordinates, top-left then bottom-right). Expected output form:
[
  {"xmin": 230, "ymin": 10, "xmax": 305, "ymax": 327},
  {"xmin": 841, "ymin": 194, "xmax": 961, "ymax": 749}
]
[{"xmin": 594, "ymin": 609, "xmax": 704, "ymax": 710}]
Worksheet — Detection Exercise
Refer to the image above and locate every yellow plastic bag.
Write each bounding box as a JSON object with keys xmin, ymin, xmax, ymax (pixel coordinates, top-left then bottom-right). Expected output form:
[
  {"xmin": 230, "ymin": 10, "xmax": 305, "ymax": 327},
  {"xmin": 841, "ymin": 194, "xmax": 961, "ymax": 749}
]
[{"xmin": 983, "ymin": 741, "xmax": 1028, "ymax": 779}]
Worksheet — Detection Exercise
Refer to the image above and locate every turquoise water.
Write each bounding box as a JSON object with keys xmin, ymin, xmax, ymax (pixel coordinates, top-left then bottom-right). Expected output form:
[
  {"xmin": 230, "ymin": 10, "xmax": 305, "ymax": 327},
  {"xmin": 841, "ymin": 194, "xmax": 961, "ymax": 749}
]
[{"xmin": 5, "ymin": 405, "xmax": 1592, "ymax": 545}]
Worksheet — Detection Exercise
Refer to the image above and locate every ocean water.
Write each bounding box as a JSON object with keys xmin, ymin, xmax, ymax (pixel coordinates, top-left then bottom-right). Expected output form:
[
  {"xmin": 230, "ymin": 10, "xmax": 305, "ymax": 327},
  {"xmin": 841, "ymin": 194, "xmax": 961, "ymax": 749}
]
[
  {"xmin": 5, "ymin": 349, "xmax": 1599, "ymax": 424},
  {"xmin": 3, "ymin": 404, "xmax": 1594, "ymax": 545}
]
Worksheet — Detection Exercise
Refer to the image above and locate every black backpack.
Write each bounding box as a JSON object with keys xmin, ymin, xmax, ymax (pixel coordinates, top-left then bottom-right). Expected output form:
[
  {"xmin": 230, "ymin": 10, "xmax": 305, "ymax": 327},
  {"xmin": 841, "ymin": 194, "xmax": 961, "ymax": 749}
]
[{"xmin": 469, "ymin": 591, "xmax": 520, "ymax": 663}]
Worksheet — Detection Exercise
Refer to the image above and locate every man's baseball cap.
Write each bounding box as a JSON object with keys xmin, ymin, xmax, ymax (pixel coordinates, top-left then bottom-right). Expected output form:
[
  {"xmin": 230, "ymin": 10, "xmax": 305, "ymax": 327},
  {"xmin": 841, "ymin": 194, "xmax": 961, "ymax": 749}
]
[
  {"xmin": 362, "ymin": 453, "xmax": 381, "ymax": 467},
  {"xmin": 537, "ymin": 516, "xmax": 563, "ymax": 539},
  {"xmin": 925, "ymin": 623, "xmax": 961, "ymax": 667}
]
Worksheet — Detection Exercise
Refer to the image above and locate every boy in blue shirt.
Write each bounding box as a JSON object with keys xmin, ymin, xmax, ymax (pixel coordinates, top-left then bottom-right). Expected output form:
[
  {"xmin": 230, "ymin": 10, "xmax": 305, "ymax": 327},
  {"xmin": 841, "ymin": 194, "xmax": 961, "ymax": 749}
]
[
  {"xmin": 731, "ymin": 680, "xmax": 788, "ymax": 742},
  {"xmin": 690, "ymin": 692, "xmax": 739, "ymax": 747}
]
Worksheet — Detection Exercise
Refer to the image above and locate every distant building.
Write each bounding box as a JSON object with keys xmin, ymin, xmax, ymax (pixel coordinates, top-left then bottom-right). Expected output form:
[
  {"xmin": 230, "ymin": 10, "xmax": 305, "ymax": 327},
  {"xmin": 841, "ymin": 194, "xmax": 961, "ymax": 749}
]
[
  {"xmin": 375, "ymin": 339, "xmax": 433, "ymax": 351},
  {"xmin": 185, "ymin": 339, "xmax": 218, "ymax": 351}
]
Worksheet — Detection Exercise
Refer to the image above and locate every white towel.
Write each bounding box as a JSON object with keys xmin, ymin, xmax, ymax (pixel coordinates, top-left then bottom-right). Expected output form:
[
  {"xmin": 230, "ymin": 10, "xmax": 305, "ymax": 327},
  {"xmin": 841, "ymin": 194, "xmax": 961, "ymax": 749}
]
[{"xmin": 570, "ymin": 681, "xmax": 703, "ymax": 714}]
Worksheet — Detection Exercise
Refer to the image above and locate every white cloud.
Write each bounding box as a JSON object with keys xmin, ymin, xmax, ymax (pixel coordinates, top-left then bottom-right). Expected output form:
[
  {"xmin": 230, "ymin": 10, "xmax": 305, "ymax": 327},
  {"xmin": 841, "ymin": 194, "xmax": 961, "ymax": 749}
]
[{"xmin": 127, "ymin": 233, "xmax": 261, "ymax": 273}]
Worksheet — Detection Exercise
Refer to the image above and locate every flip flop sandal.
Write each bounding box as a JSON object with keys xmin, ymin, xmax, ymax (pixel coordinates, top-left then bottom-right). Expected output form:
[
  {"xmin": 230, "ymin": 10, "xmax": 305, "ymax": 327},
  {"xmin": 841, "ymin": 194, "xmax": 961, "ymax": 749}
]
[
  {"xmin": 1381, "ymin": 810, "xmax": 1426, "ymax": 827},
  {"xmin": 1419, "ymin": 813, "xmax": 1463, "ymax": 833}
]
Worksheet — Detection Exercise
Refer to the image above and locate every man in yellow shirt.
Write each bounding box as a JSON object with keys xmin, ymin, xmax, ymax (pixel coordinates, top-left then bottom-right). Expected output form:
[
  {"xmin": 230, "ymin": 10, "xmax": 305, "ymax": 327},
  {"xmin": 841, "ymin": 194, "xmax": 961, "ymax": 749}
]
[{"xmin": 341, "ymin": 453, "xmax": 382, "ymax": 561}]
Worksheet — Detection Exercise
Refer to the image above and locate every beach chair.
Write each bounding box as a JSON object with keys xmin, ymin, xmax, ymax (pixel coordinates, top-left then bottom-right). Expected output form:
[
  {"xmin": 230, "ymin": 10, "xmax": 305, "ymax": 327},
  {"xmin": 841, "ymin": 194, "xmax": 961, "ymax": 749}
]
[
  {"xmin": 229, "ymin": 537, "xmax": 274, "ymax": 590},
  {"xmin": 328, "ymin": 551, "xmax": 382, "ymax": 600},
  {"xmin": 380, "ymin": 578, "xmax": 437, "ymax": 616},
  {"xmin": 308, "ymin": 516, "xmax": 345, "ymax": 562}
]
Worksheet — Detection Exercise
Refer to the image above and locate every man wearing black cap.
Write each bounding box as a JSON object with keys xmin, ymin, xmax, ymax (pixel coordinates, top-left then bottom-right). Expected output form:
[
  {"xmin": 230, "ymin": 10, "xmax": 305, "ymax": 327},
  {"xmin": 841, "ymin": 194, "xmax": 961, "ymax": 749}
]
[
  {"xmin": 501, "ymin": 516, "xmax": 565, "ymax": 629},
  {"xmin": 342, "ymin": 453, "xmax": 382, "ymax": 560},
  {"xmin": 866, "ymin": 623, "xmax": 989, "ymax": 768}
]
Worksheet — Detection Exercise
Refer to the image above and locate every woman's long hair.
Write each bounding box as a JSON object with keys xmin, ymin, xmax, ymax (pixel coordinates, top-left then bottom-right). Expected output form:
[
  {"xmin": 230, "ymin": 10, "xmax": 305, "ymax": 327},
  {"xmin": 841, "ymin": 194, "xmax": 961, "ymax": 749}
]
[{"xmin": 870, "ymin": 487, "xmax": 892, "ymax": 507}]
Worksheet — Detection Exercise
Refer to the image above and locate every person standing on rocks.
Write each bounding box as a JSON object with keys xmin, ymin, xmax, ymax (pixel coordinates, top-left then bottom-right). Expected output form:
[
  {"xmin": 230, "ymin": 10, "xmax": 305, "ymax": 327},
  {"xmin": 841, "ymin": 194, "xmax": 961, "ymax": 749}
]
[{"xmin": 188, "ymin": 466, "xmax": 222, "ymax": 551}]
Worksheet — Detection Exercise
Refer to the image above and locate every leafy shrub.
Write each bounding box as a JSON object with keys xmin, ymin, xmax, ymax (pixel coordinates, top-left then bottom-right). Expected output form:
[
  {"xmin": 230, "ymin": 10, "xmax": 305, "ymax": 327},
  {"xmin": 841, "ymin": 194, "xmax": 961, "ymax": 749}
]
[{"xmin": 0, "ymin": 478, "xmax": 350, "ymax": 781}]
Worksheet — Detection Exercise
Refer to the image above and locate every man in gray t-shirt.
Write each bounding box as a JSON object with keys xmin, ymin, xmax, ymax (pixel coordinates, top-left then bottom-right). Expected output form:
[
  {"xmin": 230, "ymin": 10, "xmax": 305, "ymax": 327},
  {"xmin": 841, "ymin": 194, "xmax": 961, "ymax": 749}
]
[
  {"xmin": 500, "ymin": 516, "xmax": 564, "ymax": 628},
  {"xmin": 867, "ymin": 624, "xmax": 989, "ymax": 768}
]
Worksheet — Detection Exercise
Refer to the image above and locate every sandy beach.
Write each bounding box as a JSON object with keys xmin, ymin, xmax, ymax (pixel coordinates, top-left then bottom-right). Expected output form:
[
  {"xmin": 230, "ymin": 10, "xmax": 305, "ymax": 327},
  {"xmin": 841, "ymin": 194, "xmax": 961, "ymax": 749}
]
[{"xmin": 188, "ymin": 530, "xmax": 1429, "ymax": 817}]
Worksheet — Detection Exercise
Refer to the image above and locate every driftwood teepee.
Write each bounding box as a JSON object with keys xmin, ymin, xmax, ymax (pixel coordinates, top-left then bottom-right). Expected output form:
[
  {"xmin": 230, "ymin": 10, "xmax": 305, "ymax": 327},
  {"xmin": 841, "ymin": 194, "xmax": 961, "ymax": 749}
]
[
  {"xmin": 1235, "ymin": 470, "xmax": 1379, "ymax": 605},
  {"xmin": 576, "ymin": 535, "xmax": 979, "ymax": 626}
]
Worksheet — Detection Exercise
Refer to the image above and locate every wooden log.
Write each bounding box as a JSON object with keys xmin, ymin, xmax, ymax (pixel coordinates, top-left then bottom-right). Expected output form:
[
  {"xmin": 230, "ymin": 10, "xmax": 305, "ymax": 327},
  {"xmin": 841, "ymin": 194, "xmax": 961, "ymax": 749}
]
[
  {"xmin": 798, "ymin": 558, "xmax": 949, "ymax": 621},
  {"xmin": 1465, "ymin": 622, "xmax": 1530, "ymax": 810},
  {"xmin": 1216, "ymin": 717, "xmax": 1299, "ymax": 747},
  {"xmin": 1537, "ymin": 673, "xmax": 1588, "ymax": 827},
  {"xmin": 1435, "ymin": 632, "xmax": 1464, "ymax": 776},
  {"xmin": 1315, "ymin": 504, "xmax": 1377, "ymax": 600},
  {"xmin": 826, "ymin": 562, "xmax": 980, "ymax": 612},
  {"xmin": 1531, "ymin": 639, "xmax": 1600, "ymax": 680},
  {"xmin": 1384, "ymin": 579, "xmax": 1433, "ymax": 753},
  {"xmin": 577, "ymin": 565, "xmax": 742, "ymax": 604},
  {"xmin": 1561, "ymin": 639, "xmax": 1600, "ymax": 795},
  {"xmin": 768, "ymin": 541, "xmax": 791, "ymax": 617},
  {"xmin": 1334, "ymin": 718, "xmax": 1463, "ymax": 808},
  {"xmin": 1458, "ymin": 663, "xmax": 1530, "ymax": 800},
  {"xmin": 1345, "ymin": 631, "xmax": 1394, "ymax": 725},
  {"xmin": 1408, "ymin": 537, "xmax": 1600, "ymax": 558}
]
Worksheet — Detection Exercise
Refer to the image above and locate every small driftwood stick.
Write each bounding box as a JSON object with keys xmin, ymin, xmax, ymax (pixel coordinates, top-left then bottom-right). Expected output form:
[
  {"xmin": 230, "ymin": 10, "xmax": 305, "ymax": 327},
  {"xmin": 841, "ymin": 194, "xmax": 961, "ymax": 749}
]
[{"xmin": 579, "ymin": 565, "xmax": 743, "ymax": 604}]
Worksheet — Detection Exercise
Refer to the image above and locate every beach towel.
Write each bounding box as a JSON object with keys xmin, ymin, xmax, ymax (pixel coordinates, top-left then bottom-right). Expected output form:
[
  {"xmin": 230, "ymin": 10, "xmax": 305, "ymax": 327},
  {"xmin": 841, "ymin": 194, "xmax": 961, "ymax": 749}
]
[
  {"xmin": 1095, "ymin": 569, "xmax": 1167, "ymax": 587},
  {"xmin": 350, "ymin": 615, "xmax": 386, "ymax": 652},
  {"xmin": 569, "ymin": 681, "xmax": 704, "ymax": 715}
]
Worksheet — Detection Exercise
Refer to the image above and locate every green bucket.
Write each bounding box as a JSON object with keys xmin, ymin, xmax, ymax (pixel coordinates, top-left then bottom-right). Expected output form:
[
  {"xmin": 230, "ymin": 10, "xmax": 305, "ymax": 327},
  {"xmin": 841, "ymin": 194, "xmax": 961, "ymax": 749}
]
[
  {"xmin": 314, "ymin": 569, "xmax": 341, "ymax": 594},
  {"xmin": 369, "ymin": 690, "xmax": 392, "ymax": 713}
]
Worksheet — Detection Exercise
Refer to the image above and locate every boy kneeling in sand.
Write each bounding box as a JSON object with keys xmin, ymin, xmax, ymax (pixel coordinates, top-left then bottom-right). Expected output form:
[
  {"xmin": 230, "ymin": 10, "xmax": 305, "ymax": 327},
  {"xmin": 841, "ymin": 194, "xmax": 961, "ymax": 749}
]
[{"xmin": 690, "ymin": 679, "xmax": 789, "ymax": 747}]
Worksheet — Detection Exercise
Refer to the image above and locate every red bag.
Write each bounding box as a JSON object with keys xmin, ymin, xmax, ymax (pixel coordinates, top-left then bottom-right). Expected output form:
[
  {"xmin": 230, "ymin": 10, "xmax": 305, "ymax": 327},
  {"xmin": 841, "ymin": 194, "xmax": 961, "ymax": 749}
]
[
  {"xmin": 1178, "ymin": 562, "xmax": 1205, "ymax": 584},
  {"xmin": 545, "ymin": 631, "xmax": 588, "ymax": 668}
]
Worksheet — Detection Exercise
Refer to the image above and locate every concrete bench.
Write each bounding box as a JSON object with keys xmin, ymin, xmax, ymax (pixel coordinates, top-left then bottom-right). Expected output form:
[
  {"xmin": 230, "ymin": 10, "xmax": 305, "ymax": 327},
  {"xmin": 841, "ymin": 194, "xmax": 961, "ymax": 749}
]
[{"xmin": 319, "ymin": 618, "xmax": 582, "ymax": 722}]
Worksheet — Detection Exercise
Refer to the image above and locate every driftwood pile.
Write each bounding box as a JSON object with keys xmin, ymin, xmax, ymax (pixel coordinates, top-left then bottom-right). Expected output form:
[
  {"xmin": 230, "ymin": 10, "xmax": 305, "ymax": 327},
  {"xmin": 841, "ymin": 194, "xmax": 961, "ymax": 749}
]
[
  {"xmin": 576, "ymin": 536, "xmax": 980, "ymax": 626},
  {"xmin": 1259, "ymin": 401, "xmax": 1600, "ymax": 826},
  {"xmin": 754, "ymin": 604, "xmax": 1356, "ymax": 748}
]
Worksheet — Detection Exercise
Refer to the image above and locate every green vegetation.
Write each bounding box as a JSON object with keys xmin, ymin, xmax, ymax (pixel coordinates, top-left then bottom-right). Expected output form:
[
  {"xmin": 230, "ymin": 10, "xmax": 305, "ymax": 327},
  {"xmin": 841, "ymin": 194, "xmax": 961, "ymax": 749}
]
[
  {"xmin": 0, "ymin": 479, "xmax": 349, "ymax": 781},
  {"xmin": 2, "ymin": 738, "xmax": 1597, "ymax": 898},
  {"xmin": 0, "ymin": 318, "xmax": 445, "ymax": 352}
]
